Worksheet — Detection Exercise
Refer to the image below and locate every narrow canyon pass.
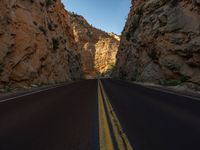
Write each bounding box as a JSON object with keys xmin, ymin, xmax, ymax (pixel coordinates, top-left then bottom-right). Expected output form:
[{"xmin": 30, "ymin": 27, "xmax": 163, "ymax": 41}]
[
  {"xmin": 113, "ymin": 0, "xmax": 200, "ymax": 90},
  {"xmin": 0, "ymin": 1, "xmax": 200, "ymax": 150},
  {"xmin": 0, "ymin": 0, "xmax": 119, "ymax": 88},
  {"xmin": 69, "ymin": 13, "xmax": 119, "ymax": 78},
  {"xmin": 0, "ymin": 0, "xmax": 200, "ymax": 90}
]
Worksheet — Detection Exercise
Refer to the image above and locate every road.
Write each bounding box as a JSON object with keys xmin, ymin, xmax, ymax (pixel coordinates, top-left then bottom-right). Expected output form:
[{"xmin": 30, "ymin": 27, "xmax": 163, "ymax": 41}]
[
  {"xmin": 0, "ymin": 80, "xmax": 98, "ymax": 150},
  {"xmin": 101, "ymin": 79, "xmax": 200, "ymax": 150},
  {"xmin": 0, "ymin": 79, "xmax": 200, "ymax": 150}
]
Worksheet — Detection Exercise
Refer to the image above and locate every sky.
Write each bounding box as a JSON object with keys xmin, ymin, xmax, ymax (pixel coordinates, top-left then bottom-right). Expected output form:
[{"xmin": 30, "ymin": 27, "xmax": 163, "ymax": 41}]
[{"xmin": 62, "ymin": 0, "xmax": 131, "ymax": 35}]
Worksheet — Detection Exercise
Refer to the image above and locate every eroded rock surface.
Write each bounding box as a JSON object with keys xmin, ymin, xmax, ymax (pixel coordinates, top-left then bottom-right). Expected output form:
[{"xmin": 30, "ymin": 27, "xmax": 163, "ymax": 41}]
[
  {"xmin": 0, "ymin": 0, "xmax": 119, "ymax": 89},
  {"xmin": 69, "ymin": 13, "xmax": 119, "ymax": 78},
  {"xmin": 0, "ymin": 0, "xmax": 84, "ymax": 88},
  {"xmin": 113, "ymin": 0, "xmax": 200, "ymax": 90}
]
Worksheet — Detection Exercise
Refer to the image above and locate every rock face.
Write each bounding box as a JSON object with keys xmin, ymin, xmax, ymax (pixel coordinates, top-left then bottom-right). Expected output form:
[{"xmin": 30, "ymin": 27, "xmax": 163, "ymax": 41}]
[
  {"xmin": 0, "ymin": 0, "xmax": 83, "ymax": 88},
  {"xmin": 69, "ymin": 13, "xmax": 119, "ymax": 78},
  {"xmin": 113, "ymin": 0, "xmax": 200, "ymax": 89},
  {"xmin": 0, "ymin": 0, "xmax": 119, "ymax": 88}
]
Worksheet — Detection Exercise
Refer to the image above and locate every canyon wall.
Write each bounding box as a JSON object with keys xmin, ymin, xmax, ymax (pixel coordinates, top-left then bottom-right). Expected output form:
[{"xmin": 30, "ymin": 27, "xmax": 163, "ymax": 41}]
[
  {"xmin": 0, "ymin": 0, "xmax": 119, "ymax": 89},
  {"xmin": 0, "ymin": 0, "xmax": 83, "ymax": 88},
  {"xmin": 69, "ymin": 13, "xmax": 119, "ymax": 78},
  {"xmin": 113, "ymin": 0, "xmax": 200, "ymax": 89}
]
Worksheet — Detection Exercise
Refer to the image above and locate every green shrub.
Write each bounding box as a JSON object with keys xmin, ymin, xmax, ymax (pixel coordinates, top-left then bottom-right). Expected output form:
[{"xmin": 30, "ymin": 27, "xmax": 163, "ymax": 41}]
[
  {"xmin": 107, "ymin": 63, "xmax": 115, "ymax": 70},
  {"xmin": 70, "ymin": 12, "xmax": 80, "ymax": 18},
  {"xmin": 159, "ymin": 74, "xmax": 190, "ymax": 86},
  {"xmin": 179, "ymin": 74, "xmax": 190, "ymax": 82},
  {"xmin": 100, "ymin": 63, "xmax": 115, "ymax": 77},
  {"xmin": 87, "ymin": 30, "xmax": 93, "ymax": 37},
  {"xmin": 160, "ymin": 79, "xmax": 181, "ymax": 86},
  {"xmin": 4, "ymin": 84, "xmax": 12, "ymax": 92}
]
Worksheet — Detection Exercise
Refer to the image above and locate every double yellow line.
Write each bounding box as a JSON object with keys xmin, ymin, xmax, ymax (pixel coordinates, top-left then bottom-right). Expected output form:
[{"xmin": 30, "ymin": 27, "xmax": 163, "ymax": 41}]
[{"xmin": 98, "ymin": 80, "xmax": 133, "ymax": 150}]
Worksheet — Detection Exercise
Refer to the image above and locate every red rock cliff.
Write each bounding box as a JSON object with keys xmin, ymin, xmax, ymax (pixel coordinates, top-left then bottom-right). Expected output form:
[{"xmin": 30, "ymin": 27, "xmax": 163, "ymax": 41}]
[
  {"xmin": 69, "ymin": 13, "xmax": 119, "ymax": 78},
  {"xmin": 0, "ymin": 0, "xmax": 119, "ymax": 89},
  {"xmin": 0, "ymin": 0, "xmax": 84, "ymax": 88}
]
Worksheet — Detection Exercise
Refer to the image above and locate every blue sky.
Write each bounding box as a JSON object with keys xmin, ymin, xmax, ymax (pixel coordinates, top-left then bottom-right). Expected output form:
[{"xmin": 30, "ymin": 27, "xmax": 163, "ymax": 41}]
[{"xmin": 62, "ymin": 0, "xmax": 131, "ymax": 35}]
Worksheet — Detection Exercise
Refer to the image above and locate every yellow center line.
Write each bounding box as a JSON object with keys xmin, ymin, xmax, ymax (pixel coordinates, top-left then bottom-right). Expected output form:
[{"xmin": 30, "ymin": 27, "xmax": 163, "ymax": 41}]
[
  {"xmin": 98, "ymin": 80, "xmax": 114, "ymax": 150},
  {"xmin": 98, "ymin": 79, "xmax": 134, "ymax": 150}
]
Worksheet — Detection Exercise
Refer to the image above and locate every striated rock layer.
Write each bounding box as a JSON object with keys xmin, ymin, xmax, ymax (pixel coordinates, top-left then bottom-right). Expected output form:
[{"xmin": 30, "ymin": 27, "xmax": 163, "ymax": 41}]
[
  {"xmin": 113, "ymin": 0, "xmax": 200, "ymax": 89},
  {"xmin": 69, "ymin": 13, "xmax": 119, "ymax": 78}
]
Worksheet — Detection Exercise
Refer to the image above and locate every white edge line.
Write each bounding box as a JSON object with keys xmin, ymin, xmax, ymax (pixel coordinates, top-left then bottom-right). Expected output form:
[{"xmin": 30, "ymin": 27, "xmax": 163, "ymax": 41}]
[
  {"xmin": 122, "ymin": 80, "xmax": 200, "ymax": 101},
  {"xmin": 143, "ymin": 85, "xmax": 200, "ymax": 101},
  {"xmin": 0, "ymin": 84, "xmax": 67, "ymax": 103}
]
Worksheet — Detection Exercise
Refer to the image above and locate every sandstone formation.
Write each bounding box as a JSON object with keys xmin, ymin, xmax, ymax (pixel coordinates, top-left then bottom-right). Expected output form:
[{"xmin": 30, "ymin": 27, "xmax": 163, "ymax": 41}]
[
  {"xmin": 0, "ymin": 0, "xmax": 83, "ymax": 88},
  {"xmin": 0, "ymin": 0, "xmax": 119, "ymax": 89},
  {"xmin": 113, "ymin": 0, "xmax": 200, "ymax": 89},
  {"xmin": 69, "ymin": 13, "xmax": 119, "ymax": 78}
]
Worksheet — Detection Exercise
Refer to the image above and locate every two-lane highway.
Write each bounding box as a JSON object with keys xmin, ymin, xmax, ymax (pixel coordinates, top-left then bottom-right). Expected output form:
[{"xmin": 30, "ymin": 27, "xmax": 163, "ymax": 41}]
[{"xmin": 0, "ymin": 79, "xmax": 200, "ymax": 150}]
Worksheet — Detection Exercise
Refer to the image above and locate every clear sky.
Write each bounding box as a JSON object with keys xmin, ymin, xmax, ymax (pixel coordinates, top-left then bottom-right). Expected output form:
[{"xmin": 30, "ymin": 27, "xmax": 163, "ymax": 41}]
[{"xmin": 62, "ymin": 0, "xmax": 131, "ymax": 35}]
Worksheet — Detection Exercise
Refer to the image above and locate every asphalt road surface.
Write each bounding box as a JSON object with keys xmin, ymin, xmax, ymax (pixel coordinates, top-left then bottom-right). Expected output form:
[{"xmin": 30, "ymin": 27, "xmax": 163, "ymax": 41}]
[
  {"xmin": 0, "ymin": 80, "xmax": 98, "ymax": 150},
  {"xmin": 101, "ymin": 79, "xmax": 200, "ymax": 150},
  {"xmin": 0, "ymin": 79, "xmax": 200, "ymax": 150}
]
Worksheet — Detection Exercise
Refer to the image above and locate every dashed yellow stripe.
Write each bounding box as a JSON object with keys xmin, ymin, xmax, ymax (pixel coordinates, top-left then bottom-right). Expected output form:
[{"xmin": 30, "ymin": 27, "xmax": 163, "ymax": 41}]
[{"xmin": 98, "ymin": 80, "xmax": 133, "ymax": 150}]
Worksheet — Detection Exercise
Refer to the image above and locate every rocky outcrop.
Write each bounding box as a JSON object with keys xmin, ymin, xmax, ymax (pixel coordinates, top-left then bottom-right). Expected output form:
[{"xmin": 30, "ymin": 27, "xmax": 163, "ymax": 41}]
[
  {"xmin": 0, "ymin": 0, "xmax": 119, "ymax": 89},
  {"xmin": 0, "ymin": 0, "xmax": 83, "ymax": 88},
  {"xmin": 69, "ymin": 13, "xmax": 119, "ymax": 78},
  {"xmin": 113, "ymin": 0, "xmax": 200, "ymax": 90}
]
